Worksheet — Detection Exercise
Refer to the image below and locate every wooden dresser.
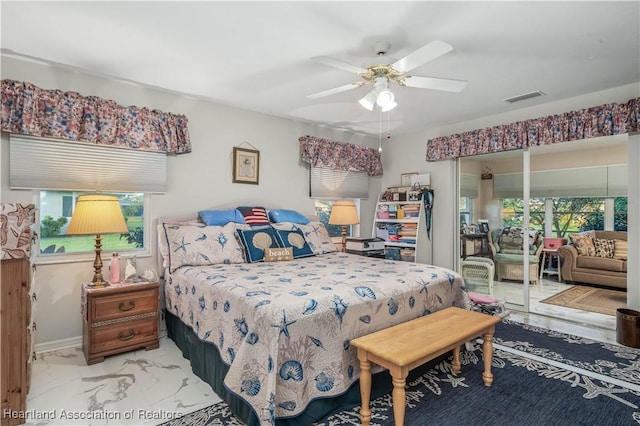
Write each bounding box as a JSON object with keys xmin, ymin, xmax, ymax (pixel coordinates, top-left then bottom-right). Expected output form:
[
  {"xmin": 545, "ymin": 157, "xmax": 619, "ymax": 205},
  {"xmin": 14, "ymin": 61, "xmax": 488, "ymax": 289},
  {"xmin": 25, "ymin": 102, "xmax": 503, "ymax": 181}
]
[
  {"xmin": 82, "ymin": 281, "xmax": 159, "ymax": 365},
  {"xmin": 1, "ymin": 203, "xmax": 36, "ymax": 426},
  {"xmin": 1, "ymin": 258, "xmax": 36, "ymax": 426}
]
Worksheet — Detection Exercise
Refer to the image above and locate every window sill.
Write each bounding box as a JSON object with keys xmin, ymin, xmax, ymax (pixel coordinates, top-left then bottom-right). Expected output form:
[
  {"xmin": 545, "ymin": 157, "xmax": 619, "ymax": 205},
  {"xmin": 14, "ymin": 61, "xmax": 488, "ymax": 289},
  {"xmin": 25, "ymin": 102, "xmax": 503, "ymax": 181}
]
[{"xmin": 35, "ymin": 249, "xmax": 151, "ymax": 266}]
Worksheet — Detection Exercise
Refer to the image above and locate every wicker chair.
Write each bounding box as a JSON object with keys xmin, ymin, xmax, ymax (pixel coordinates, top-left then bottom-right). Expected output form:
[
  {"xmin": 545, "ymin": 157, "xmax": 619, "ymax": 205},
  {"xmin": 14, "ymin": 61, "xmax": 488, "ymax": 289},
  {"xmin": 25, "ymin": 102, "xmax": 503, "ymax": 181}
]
[
  {"xmin": 460, "ymin": 256, "xmax": 495, "ymax": 295},
  {"xmin": 488, "ymin": 227, "xmax": 543, "ymax": 284}
]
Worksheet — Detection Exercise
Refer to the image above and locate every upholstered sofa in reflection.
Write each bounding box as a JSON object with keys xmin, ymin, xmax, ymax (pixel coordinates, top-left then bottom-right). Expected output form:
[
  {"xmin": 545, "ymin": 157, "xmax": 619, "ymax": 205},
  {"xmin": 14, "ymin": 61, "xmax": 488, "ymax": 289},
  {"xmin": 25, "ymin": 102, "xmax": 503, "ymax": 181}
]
[
  {"xmin": 488, "ymin": 227, "xmax": 543, "ymax": 283},
  {"xmin": 558, "ymin": 230, "xmax": 627, "ymax": 289}
]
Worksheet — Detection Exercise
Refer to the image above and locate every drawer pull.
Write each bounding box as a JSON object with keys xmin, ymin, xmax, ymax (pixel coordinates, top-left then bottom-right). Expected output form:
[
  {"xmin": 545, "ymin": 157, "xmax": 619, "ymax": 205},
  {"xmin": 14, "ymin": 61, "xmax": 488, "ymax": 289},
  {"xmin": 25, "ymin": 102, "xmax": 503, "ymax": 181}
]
[
  {"xmin": 118, "ymin": 329, "xmax": 135, "ymax": 341},
  {"xmin": 119, "ymin": 301, "xmax": 136, "ymax": 312}
]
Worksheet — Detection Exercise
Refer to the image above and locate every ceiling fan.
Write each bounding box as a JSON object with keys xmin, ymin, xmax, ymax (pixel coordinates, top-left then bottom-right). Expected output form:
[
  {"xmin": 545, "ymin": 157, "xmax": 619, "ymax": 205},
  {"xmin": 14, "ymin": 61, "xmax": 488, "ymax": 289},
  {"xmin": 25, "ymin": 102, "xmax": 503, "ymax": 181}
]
[{"xmin": 307, "ymin": 40, "xmax": 467, "ymax": 111}]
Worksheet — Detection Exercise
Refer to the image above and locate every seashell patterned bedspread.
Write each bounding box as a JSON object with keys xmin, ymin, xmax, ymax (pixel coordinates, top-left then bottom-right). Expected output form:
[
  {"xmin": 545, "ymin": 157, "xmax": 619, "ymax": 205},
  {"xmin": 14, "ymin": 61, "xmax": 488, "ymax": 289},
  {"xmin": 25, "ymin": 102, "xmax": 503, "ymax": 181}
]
[{"xmin": 165, "ymin": 251, "xmax": 471, "ymax": 425}]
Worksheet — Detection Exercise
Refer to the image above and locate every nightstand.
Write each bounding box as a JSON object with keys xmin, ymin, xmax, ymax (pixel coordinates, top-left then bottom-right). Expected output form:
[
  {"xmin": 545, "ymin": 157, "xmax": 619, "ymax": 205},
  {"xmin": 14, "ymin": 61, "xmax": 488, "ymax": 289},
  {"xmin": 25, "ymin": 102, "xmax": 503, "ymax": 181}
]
[
  {"xmin": 82, "ymin": 281, "xmax": 159, "ymax": 365},
  {"xmin": 346, "ymin": 249, "xmax": 386, "ymax": 259}
]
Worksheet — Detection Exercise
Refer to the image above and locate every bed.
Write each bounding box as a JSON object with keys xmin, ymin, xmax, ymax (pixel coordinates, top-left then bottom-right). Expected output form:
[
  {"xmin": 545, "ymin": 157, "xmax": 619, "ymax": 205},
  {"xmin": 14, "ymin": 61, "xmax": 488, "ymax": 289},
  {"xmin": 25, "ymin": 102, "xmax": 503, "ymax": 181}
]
[{"xmin": 157, "ymin": 207, "xmax": 471, "ymax": 425}]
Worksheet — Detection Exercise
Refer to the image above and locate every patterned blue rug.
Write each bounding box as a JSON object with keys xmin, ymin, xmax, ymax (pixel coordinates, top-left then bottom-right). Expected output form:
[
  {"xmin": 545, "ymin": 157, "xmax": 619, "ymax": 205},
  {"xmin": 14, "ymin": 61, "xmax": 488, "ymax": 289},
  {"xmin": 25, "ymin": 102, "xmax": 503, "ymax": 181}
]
[{"xmin": 161, "ymin": 320, "xmax": 640, "ymax": 426}]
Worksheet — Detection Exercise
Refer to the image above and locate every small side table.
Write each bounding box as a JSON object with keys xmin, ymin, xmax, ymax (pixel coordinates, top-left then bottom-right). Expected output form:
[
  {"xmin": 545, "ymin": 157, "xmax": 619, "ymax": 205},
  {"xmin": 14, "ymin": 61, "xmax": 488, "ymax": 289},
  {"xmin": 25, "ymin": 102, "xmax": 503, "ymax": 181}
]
[
  {"xmin": 82, "ymin": 281, "xmax": 159, "ymax": 365},
  {"xmin": 460, "ymin": 233, "xmax": 491, "ymax": 259},
  {"xmin": 540, "ymin": 249, "xmax": 561, "ymax": 282}
]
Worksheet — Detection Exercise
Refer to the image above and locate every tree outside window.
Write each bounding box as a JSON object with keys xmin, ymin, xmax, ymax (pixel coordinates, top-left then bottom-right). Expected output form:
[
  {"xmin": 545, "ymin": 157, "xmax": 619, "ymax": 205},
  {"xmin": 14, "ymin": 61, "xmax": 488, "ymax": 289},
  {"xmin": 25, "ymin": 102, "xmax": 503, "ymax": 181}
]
[
  {"xmin": 501, "ymin": 197, "xmax": 626, "ymax": 237},
  {"xmin": 39, "ymin": 191, "xmax": 145, "ymax": 254}
]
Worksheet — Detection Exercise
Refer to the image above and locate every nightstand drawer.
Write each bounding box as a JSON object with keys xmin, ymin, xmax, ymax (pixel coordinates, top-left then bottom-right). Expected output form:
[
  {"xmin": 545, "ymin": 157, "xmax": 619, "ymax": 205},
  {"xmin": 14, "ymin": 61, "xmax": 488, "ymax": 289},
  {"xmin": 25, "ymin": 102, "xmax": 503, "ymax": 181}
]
[
  {"xmin": 91, "ymin": 317, "xmax": 158, "ymax": 354},
  {"xmin": 90, "ymin": 288, "xmax": 157, "ymax": 323}
]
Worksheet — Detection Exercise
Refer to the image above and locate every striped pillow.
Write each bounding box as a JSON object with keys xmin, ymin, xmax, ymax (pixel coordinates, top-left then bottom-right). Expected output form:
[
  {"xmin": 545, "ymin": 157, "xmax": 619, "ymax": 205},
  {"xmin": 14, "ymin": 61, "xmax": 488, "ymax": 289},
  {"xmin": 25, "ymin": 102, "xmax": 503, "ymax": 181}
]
[
  {"xmin": 613, "ymin": 239, "xmax": 628, "ymax": 260},
  {"xmin": 237, "ymin": 206, "xmax": 270, "ymax": 227}
]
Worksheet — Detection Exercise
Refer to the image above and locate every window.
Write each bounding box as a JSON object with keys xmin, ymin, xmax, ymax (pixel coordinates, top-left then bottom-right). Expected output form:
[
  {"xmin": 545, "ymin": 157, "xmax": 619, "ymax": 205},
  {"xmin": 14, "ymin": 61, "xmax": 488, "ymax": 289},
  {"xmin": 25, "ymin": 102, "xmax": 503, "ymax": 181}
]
[
  {"xmin": 314, "ymin": 200, "xmax": 359, "ymax": 238},
  {"xmin": 500, "ymin": 196, "xmax": 627, "ymax": 237},
  {"xmin": 551, "ymin": 198, "xmax": 605, "ymax": 234},
  {"xmin": 459, "ymin": 197, "xmax": 472, "ymax": 227},
  {"xmin": 39, "ymin": 191, "xmax": 147, "ymax": 256},
  {"xmin": 62, "ymin": 195, "xmax": 73, "ymax": 217},
  {"xmin": 614, "ymin": 197, "xmax": 628, "ymax": 231}
]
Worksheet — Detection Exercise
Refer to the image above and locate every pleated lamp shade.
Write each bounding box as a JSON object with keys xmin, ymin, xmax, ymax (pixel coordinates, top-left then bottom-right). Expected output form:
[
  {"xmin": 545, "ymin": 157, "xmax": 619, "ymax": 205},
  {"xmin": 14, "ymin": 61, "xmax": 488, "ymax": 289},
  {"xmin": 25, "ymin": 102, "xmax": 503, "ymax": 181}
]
[
  {"xmin": 329, "ymin": 201, "xmax": 359, "ymax": 252},
  {"xmin": 67, "ymin": 194, "xmax": 128, "ymax": 287},
  {"xmin": 67, "ymin": 194, "xmax": 128, "ymax": 236},
  {"xmin": 328, "ymin": 201, "xmax": 359, "ymax": 226}
]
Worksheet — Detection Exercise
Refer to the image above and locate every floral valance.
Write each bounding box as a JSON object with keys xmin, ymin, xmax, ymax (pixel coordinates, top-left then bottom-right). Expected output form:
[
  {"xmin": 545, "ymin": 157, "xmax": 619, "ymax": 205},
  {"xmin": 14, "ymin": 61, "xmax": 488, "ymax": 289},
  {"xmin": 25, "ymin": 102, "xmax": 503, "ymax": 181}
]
[
  {"xmin": 426, "ymin": 97, "xmax": 639, "ymax": 161},
  {"xmin": 299, "ymin": 135, "xmax": 383, "ymax": 176},
  {"xmin": 1, "ymin": 79, "xmax": 191, "ymax": 154}
]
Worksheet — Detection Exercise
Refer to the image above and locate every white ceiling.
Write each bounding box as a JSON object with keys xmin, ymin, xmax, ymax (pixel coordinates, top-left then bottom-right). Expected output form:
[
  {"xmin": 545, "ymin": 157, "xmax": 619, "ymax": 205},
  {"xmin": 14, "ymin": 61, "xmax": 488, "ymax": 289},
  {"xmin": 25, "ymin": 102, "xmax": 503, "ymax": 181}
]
[{"xmin": 2, "ymin": 1, "xmax": 639, "ymax": 137}]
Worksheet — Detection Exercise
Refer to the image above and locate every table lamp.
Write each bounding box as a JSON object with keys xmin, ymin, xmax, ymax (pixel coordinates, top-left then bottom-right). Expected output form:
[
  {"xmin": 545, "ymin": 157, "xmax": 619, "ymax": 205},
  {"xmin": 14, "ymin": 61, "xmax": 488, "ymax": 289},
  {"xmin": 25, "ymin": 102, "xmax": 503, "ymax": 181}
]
[
  {"xmin": 66, "ymin": 194, "xmax": 129, "ymax": 287},
  {"xmin": 329, "ymin": 201, "xmax": 359, "ymax": 252}
]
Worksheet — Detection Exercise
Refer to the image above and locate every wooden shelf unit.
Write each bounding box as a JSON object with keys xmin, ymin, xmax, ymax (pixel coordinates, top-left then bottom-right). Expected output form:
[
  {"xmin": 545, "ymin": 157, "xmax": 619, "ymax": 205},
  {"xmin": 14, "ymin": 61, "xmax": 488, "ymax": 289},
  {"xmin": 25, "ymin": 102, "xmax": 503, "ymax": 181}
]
[{"xmin": 372, "ymin": 195, "xmax": 432, "ymax": 264}]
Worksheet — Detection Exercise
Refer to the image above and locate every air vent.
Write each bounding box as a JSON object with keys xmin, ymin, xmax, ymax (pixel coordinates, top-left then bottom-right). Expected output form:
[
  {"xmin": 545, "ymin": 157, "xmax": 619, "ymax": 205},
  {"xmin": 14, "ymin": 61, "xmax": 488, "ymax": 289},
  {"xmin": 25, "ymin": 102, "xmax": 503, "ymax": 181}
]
[{"xmin": 504, "ymin": 90, "xmax": 545, "ymax": 103}]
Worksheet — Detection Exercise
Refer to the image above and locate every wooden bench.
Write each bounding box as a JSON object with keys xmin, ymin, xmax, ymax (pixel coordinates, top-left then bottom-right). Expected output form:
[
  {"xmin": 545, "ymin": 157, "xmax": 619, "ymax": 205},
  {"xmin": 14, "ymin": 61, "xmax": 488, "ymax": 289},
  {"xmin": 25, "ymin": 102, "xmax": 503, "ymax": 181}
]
[{"xmin": 350, "ymin": 306, "xmax": 501, "ymax": 426}]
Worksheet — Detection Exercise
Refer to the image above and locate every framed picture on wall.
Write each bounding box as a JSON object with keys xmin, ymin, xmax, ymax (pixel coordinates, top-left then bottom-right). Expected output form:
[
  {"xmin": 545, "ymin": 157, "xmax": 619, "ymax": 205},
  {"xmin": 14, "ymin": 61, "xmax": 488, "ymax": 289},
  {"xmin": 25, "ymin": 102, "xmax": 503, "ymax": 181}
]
[
  {"xmin": 233, "ymin": 147, "xmax": 260, "ymax": 184},
  {"xmin": 400, "ymin": 172, "xmax": 418, "ymax": 187}
]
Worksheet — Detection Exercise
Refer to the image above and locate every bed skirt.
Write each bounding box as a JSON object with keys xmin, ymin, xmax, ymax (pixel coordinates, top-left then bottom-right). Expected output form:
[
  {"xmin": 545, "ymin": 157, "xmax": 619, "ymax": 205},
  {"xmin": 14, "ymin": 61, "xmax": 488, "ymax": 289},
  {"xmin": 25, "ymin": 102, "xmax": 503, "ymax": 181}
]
[{"xmin": 165, "ymin": 309, "xmax": 395, "ymax": 425}]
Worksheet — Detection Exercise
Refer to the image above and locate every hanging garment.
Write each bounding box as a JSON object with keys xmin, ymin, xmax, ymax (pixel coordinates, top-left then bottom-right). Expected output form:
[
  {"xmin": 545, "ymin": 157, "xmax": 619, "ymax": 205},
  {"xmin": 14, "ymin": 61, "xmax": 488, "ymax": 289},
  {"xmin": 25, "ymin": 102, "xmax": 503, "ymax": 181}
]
[{"xmin": 421, "ymin": 188, "xmax": 434, "ymax": 240}]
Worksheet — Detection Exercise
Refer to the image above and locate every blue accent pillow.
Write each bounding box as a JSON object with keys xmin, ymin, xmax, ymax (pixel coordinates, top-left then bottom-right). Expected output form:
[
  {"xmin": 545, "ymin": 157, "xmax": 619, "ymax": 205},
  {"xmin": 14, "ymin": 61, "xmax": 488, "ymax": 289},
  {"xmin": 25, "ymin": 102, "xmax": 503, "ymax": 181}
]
[
  {"xmin": 268, "ymin": 209, "xmax": 310, "ymax": 225},
  {"xmin": 236, "ymin": 227, "xmax": 281, "ymax": 263},
  {"xmin": 274, "ymin": 229, "xmax": 314, "ymax": 259},
  {"xmin": 198, "ymin": 209, "xmax": 246, "ymax": 226}
]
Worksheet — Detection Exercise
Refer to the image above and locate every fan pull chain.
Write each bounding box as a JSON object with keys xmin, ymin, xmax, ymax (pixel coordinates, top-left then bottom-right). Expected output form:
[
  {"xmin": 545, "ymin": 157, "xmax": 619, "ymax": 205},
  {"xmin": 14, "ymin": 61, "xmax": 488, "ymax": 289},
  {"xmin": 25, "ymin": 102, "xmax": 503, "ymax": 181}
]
[
  {"xmin": 386, "ymin": 110, "xmax": 391, "ymax": 140},
  {"xmin": 378, "ymin": 109, "xmax": 383, "ymax": 153}
]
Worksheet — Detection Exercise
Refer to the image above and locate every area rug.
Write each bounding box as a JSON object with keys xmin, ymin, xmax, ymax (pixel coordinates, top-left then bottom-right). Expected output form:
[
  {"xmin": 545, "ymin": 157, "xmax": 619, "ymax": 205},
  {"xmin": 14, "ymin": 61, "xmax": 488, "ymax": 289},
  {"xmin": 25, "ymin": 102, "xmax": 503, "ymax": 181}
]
[
  {"xmin": 540, "ymin": 285, "xmax": 628, "ymax": 315},
  {"xmin": 160, "ymin": 320, "xmax": 640, "ymax": 426}
]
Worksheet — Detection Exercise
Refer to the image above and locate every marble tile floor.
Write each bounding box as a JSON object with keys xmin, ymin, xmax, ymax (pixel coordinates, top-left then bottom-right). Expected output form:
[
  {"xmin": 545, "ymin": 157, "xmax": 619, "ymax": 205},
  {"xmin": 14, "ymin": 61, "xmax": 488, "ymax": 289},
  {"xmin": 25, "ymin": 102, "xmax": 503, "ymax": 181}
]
[
  {"xmin": 22, "ymin": 284, "xmax": 622, "ymax": 426},
  {"xmin": 472, "ymin": 275, "xmax": 618, "ymax": 343},
  {"xmin": 22, "ymin": 339, "xmax": 220, "ymax": 426}
]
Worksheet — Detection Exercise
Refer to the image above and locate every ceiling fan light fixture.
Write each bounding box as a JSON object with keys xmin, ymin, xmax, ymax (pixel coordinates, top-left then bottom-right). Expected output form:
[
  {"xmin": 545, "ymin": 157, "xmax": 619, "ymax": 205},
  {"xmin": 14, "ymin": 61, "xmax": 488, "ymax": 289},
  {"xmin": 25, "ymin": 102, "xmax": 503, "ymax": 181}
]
[
  {"xmin": 381, "ymin": 100, "xmax": 397, "ymax": 112},
  {"xmin": 376, "ymin": 89, "xmax": 395, "ymax": 108},
  {"xmin": 358, "ymin": 91, "xmax": 377, "ymax": 111}
]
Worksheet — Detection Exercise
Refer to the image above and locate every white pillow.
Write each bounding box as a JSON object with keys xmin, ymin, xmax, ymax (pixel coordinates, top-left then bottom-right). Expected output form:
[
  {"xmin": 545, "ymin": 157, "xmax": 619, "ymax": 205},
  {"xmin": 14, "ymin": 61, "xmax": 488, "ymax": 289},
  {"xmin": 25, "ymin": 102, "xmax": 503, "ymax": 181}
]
[
  {"xmin": 163, "ymin": 222, "xmax": 250, "ymax": 272},
  {"xmin": 157, "ymin": 221, "xmax": 200, "ymax": 268},
  {"xmin": 272, "ymin": 221, "xmax": 337, "ymax": 255}
]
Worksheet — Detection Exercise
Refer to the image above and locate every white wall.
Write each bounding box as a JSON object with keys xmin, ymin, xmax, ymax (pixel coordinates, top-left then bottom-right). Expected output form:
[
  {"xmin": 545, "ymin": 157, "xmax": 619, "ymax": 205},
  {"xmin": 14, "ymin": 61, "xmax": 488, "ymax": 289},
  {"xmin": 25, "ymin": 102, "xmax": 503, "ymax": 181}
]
[{"xmin": 0, "ymin": 57, "xmax": 381, "ymax": 348}]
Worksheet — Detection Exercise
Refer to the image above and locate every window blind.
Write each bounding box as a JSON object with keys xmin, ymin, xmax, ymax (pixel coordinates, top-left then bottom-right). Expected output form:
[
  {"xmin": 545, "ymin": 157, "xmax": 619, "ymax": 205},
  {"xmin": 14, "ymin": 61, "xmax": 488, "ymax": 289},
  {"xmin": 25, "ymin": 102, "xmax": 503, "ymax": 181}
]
[
  {"xmin": 9, "ymin": 135, "xmax": 167, "ymax": 193},
  {"xmin": 493, "ymin": 165, "xmax": 627, "ymax": 198},
  {"xmin": 607, "ymin": 165, "xmax": 628, "ymax": 197},
  {"xmin": 492, "ymin": 172, "xmax": 524, "ymax": 199},
  {"xmin": 460, "ymin": 173, "xmax": 479, "ymax": 198},
  {"xmin": 310, "ymin": 167, "xmax": 369, "ymax": 199}
]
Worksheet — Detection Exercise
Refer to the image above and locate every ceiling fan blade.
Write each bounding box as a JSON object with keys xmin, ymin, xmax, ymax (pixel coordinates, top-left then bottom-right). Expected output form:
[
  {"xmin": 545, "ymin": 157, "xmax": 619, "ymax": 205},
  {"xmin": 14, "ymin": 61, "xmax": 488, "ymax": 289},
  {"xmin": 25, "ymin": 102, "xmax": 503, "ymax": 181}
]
[
  {"xmin": 402, "ymin": 75, "xmax": 467, "ymax": 92},
  {"xmin": 392, "ymin": 40, "xmax": 454, "ymax": 73},
  {"xmin": 311, "ymin": 56, "xmax": 368, "ymax": 74},
  {"xmin": 306, "ymin": 82, "xmax": 364, "ymax": 99}
]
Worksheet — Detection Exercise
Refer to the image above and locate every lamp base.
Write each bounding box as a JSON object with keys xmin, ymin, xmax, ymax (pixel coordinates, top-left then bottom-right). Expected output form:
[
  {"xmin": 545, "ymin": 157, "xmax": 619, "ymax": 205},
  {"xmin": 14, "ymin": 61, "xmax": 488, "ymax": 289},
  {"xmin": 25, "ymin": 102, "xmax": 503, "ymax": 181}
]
[
  {"xmin": 87, "ymin": 280, "xmax": 110, "ymax": 288},
  {"xmin": 89, "ymin": 234, "xmax": 109, "ymax": 288}
]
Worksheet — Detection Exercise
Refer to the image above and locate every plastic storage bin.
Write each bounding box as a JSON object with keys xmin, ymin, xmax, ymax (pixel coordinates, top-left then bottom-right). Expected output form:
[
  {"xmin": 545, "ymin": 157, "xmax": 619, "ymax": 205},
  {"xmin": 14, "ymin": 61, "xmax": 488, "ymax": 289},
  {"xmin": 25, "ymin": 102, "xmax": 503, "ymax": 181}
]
[
  {"xmin": 385, "ymin": 247, "xmax": 401, "ymax": 261},
  {"xmin": 400, "ymin": 249, "xmax": 415, "ymax": 262},
  {"xmin": 543, "ymin": 237, "xmax": 567, "ymax": 250}
]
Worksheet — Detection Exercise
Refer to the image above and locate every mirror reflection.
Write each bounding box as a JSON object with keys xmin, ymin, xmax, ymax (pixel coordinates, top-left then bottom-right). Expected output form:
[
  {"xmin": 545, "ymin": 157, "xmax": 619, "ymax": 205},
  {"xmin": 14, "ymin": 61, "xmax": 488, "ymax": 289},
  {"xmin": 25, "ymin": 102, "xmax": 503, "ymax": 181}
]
[{"xmin": 459, "ymin": 135, "xmax": 628, "ymax": 320}]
